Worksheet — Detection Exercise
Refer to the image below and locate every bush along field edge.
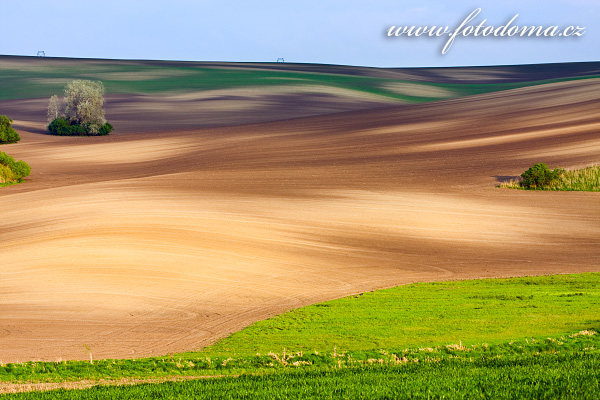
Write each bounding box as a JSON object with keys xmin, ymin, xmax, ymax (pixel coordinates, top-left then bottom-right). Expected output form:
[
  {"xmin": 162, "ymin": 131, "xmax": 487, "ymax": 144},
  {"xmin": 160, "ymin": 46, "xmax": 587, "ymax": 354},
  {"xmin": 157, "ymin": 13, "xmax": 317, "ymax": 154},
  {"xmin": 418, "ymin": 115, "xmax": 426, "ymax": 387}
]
[
  {"xmin": 500, "ymin": 163, "xmax": 600, "ymax": 191},
  {"xmin": 0, "ymin": 116, "xmax": 30, "ymax": 187}
]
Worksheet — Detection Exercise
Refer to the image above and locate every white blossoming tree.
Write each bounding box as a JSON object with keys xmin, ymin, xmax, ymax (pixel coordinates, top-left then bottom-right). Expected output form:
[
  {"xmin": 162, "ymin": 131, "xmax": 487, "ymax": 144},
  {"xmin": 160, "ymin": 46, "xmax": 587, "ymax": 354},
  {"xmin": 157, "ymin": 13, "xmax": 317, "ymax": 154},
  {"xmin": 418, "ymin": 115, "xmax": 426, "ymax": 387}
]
[
  {"xmin": 47, "ymin": 80, "xmax": 113, "ymax": 136},
  {"xmin": 47, "ymin": 95, "xmax": 62, "ymax": 123}
]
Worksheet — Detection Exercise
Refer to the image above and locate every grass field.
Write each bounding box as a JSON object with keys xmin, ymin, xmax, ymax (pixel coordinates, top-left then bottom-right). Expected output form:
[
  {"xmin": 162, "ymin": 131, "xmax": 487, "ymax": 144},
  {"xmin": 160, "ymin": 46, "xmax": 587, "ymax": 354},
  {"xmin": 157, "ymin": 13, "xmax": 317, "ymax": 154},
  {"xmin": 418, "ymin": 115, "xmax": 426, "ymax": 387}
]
[
  {"xmin": 4, "ymin": 353, "xmax": 600, "ymax": 399},
  {"xmin": 2, "ymin": 273, "xmax": 599, "ymax": 397},
  {"xmin": 200, "ymin": 273, "xmax": 600, "ymax": 357}
]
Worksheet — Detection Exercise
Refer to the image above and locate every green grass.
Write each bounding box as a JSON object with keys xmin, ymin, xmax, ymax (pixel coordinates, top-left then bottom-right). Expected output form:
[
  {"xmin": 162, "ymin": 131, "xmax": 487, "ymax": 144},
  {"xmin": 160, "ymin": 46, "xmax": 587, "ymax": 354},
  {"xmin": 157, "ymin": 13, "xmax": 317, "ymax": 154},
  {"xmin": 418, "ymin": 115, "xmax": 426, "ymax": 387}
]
[
  {"xmin": 0, "ymin": 61, "xmax": 598, "ymax": 103},
  {"xmin": 1, "ymin": 273, "xmax": 599, "ymax": 387},
  {"xmin": 4, "ymin": 345, "xmax": 600, "ymax": 398},
  {"xmin": 501, "ymin": 165, "xmax": 600, "ymax": 191},
  {"xmin": 2, "ymin": 273, "xmax": 600, "ymax": 398},
  {"xmin": 200, "ymin": 273, "xmax": 600, "ymax": 357}
]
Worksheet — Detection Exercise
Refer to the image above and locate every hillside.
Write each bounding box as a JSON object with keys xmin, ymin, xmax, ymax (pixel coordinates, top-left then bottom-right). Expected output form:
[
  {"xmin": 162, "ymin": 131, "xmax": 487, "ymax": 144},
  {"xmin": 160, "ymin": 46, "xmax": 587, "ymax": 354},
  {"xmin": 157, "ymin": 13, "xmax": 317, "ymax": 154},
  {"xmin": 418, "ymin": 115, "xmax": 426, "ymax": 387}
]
[{"xmin": 0, "ymin": 57, "xmax": 599, "ymax": 362}]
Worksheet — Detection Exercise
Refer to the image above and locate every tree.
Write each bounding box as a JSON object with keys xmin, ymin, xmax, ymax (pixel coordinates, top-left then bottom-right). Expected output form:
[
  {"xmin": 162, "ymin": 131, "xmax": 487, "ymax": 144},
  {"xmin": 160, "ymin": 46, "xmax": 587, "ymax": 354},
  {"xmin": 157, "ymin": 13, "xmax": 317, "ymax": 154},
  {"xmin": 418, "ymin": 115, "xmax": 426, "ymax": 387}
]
[
  {"xmin": 47, "ymin": 95, "xmax": 62, "ymax": 123},
  {"xmin": 64, "ymin": 80, "xmax": 106, "ymax": 133},
  {"xmin": 47, "ymin": 80, "xmax": 113, "ymax": 136},
  {"xmin": 0, "ymin": 115, "xmax": 20, "ymax": 144}
]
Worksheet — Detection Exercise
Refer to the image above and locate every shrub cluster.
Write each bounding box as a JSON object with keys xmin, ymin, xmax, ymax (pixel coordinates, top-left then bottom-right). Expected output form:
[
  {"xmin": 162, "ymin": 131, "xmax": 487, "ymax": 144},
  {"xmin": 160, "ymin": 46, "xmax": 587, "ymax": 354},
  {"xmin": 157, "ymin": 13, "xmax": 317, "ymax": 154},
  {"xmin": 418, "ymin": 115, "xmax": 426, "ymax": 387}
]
[
  {"xmin": 520, "ymin": 163, "xmax": 564, "ymax": 189},
  {"xmin": 0, "ymin": 115, "xmax": 20, "ymax": 144},
  {"xmin": 0, "ymin": 151, "xmax": 31, "ymax": 183},
  {"xmin": 47, "ymin": 80, "xmax": 113, "ymax": 136},
  {"xmin": 48, "ymin": 117, "xmax": 113, "ymax": 136},
  {"xmin": 501, "ymin": 163, "xmax": 599, "ymax": 191}
]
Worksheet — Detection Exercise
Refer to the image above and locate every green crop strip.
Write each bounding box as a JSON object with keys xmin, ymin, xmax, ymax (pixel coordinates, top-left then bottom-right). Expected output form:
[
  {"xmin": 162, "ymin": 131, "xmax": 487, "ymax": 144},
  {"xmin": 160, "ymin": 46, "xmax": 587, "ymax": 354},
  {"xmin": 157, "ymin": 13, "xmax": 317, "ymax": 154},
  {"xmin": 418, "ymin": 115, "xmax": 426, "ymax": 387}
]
[{"xmin": 1, "ymin": 62, "xmax": 597, "ymax": 103}]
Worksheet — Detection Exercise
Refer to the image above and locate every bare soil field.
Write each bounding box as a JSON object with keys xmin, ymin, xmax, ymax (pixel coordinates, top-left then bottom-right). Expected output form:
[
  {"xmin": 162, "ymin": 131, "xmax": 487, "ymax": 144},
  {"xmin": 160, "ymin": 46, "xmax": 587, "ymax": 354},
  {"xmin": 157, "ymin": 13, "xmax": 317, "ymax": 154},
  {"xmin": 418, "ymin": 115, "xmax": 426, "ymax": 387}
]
[{"xmin": 0, "ymin": 59, "xmax": 599, "ymax": 363}]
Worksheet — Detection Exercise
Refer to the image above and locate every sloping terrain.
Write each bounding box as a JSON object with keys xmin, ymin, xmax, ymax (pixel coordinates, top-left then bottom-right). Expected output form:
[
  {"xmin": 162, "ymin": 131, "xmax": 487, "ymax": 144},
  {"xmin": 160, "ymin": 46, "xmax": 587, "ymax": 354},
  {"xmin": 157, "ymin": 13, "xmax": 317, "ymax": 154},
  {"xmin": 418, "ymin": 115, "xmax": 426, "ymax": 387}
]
[
  {"xmin": 0, "ymin": 57, "xmax": 598, "ymax": 362},
  {"xmin": 1, "ymin": 56, "xmax": 598, "ymax": 131}
]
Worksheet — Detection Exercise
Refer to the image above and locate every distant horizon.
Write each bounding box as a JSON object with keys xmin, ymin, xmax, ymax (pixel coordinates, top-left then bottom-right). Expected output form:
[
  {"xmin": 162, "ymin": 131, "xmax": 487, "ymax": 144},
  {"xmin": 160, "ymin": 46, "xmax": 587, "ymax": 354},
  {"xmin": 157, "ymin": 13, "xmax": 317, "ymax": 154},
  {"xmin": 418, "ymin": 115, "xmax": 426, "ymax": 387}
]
[{"xmin": 2, "ymin": 53, "xmax": 599, "ymax": 70}]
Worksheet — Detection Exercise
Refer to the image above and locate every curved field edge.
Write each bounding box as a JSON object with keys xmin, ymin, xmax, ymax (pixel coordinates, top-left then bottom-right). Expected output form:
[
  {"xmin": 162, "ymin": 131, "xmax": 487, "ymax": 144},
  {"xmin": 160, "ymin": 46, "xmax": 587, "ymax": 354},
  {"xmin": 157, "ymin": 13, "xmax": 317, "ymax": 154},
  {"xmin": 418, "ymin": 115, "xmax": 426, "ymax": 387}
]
[
  {"xmin": 199, "ymin": 272, "xmax": 600, "ymax": 356},
  {"xmin": 1, "ymin": 273, "xmax": 599, "ymax": 386}
]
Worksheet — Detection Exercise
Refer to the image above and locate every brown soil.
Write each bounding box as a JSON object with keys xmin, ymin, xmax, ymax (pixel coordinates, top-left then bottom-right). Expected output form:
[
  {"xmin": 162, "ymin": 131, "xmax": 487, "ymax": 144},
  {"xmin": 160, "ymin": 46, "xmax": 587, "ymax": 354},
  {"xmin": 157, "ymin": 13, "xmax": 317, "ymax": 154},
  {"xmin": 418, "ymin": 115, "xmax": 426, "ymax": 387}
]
[{"xmin": 0, "ymin": 68, "xmax": 598, "ymax": 363}]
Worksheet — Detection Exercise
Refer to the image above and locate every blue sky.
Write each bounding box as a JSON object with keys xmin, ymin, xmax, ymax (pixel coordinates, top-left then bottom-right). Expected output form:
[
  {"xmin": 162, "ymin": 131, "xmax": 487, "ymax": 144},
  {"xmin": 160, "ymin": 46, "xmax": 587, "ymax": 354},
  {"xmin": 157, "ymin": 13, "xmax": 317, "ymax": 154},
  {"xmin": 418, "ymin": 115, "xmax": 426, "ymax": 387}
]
[{"xmin": 3, "ymin": 0, "xmax": 598, "ymax": 67}]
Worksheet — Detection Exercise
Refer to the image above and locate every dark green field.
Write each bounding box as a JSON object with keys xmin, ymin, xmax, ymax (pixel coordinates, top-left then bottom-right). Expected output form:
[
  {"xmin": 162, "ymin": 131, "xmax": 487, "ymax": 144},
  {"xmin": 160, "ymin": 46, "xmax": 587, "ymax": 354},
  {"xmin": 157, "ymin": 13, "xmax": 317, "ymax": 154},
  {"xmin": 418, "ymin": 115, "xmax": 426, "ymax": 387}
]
[{"xmin": 1, "ymin": 57, "xmax": 598, "ymax": 103}]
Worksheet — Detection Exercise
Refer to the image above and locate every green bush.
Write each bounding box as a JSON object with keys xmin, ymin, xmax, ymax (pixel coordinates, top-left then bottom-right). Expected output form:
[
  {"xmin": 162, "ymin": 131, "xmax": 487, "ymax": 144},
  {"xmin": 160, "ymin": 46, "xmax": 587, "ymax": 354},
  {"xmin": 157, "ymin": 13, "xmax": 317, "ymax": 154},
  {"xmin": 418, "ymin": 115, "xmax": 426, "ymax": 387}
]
[
  {"xmin": 501, "ymin": 165, "xmax": 599, "ymax": 191},
  {"xmin": 520, "ymin": 163, "xmax": 564, "ymax": 189},
  {"xmin": 98, "ymin": 122, "xmax": 113, "ymax": 135},
  {"xmin": 0, "ymin": 163, "xmax": 16, "ymax": 183},
  {"xmin": 69, "ymin": 123, "xmax": 87, "ymax": 136},
  {"xmin": 47, "ymin": 118, "xmax": 111, "ymax": 136},
  {"xmin": 12, "ymin": 160, "xmax": 31, "ymax": 178},
  {"xmin": 0, "ymin": 115, "xmax": 20, "ymax": 144},
  {"xmin": 0, "ymin": 151, "xmax": 31, "ymax": 184},
  {"xmin": 47, "ymin": 117, "xmax": 71, "ymax": 135}
]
